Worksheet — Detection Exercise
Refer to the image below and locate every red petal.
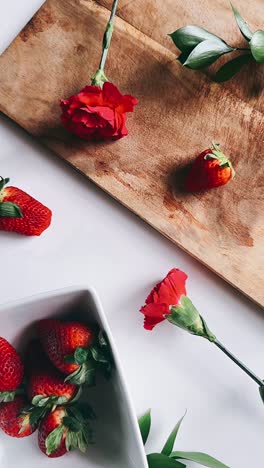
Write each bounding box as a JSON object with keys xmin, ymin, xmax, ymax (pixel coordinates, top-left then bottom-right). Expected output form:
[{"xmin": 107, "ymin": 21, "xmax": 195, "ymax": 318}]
[
  {"xmin": 144, "ymin": 316, "xmax": 165, "ymax": 330},
  {"xmin": 102, "ymin": 82, "xmax": 124, "ymax": 108},
  {"xmin": 116, "ymin": 95, "xmax": 138, "ymax": 113},
  {"xmin": 140, "ymin": 302, "xmax": 169, "ymax": 318},
  {"xmin": 157, "ymin": 269, "xmax": 187, "ymax": 306}
]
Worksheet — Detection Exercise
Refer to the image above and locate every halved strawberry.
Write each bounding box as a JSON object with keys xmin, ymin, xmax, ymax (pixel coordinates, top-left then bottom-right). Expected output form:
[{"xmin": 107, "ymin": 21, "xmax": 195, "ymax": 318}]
[
  {"xmin": 0, "ymin": 337, "xmax": 24, "ymax": 402},
  {"xmin": 0, "ymin": 176, "xmax": 52, "ymax": 236},
  {"xmin": 38, "ymin": 405, "xmax": 94, "ymax": 457},
  {"xmin": 0, "ymin": 396, "xmax": 36, "ymax": 438},
  {"xmin": 38, "ymin": 320, "xmax": 112, "ymax": 385}
]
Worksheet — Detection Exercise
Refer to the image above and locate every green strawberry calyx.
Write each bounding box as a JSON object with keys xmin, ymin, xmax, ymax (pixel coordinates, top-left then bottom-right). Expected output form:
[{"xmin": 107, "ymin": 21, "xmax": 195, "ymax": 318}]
[
  {"xmin": 64, "ymin": 331, "xmax": 113, "ymax": 386},
  {"xmin": 31, "ymin": 386, "xmax": 82, "ymax": 411},
  {"xmin": 45, "ymin": 405, "xmax": 95, "ymax": 456},
  {"xmin": 19, "ymin": 404, "xmax": 49, "ymax": 434},
  {"xmin": 0, "ymin": 176, "xmax": 23, "ymax": 218},
  {"xmin": 0, "ymin": 390, "xmax": 16, "ymax": 403},
  {"xmin": 204, "ymin": 143, "xmax": 236, "ymax": 179}
]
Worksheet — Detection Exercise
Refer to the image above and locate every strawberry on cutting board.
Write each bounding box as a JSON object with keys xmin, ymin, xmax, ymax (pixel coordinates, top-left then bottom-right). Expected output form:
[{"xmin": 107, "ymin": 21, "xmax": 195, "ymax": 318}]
[
  {"xmin": 0, "ymin": 396, "xmax": 36, "ymax": 438},
  {"xmin": 38, "ymin": 319, "xmax": 113, "ymax": 385},
  {"xmin": 38, "ymin": 405, "xmax": 94, "ymax": 458},
  {"xmin": 185, "ymin": 143, "xmax": 235, "ymax": 192},
  {"xmin": 0, "ymin": 176, "xmax": 52, "ymax": 236},
  {"xmin": 0, "ymin": 337, "xmax": 24, "ymax": 402},
  {"xmin": 26, "ymin": 341, "xmax": 79, "ymax": 409}
]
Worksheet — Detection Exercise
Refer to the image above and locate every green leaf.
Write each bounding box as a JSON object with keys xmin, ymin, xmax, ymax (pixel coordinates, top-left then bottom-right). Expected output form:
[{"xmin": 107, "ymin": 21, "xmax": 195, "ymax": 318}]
[
  {"xmin": 161, "ymin": 411, "xmax": 186, "ymax": 456},
  {"xmin": 147, "ymin": 453, "xmax": 186, "ymax": 468},
  {"xmin": 66, "ymin": 431, "xmax": 79, "ymax": 451},
  {"xmin": 74, "ymin": 347, "xmax": 89, "ymax": 365},
  {"xmin": 46, "ymin": 424, "xmax": 65, "ymax": 456},
  {"xmin": 0, "ymin": 391, "xmax": 16, "ymax": 402},
  {"xmin": 69, "ymin": 386, "xmax": 82, "ymax": 404},
  {"xmin": 214, "ymin": 54, "xmax": 252, "ymax": 82},
  {"xmin": 231, "ymin": 3, "xmax": 253, "ymax": 41},
  {"xmin": 183, "ymin": 39, "xmax": 233, "ymax": 69},
  {"xmin": 63, "ymin": 416, "xmax": 81, "ymax": 433},
  {"xmin": 178, "ymin": 50, "xmax": 191, "ymax": 65},
  {"xmin": 169, "ymin": 26, "xmax": 222, "ymax": 52},
  {"xmin": 65, "ymin": 362, "xmax": 96, "ymax": 386},
  {"xmin": 0, "ymin": 177, "xmax": 10, "ymax": 191},
  {"xmin": 64, "ymin": 354, "xmax": 76, "ymax": 364},
  {"xmin": 56, "ymin": 396, "xmax": 68, "ymax": 405},
  {"xmin": 32, "ymin": 395, "xmax": 47, "ymax": 406},
  {"xmin": 72, "ymin": 403, "xmax": 96, "ymax": 421},
  {"xmin": 250, "ymin": 30, "xmax": 264, "ymax": 63},
  {"xmin": 29, "ymin": 406, "xmax": 47, "ymax": 427},
  {"xmin": 171, "ymin": 451, "xmax": 229, "ymax": 468},
  {"xmin": 77, "ymin": 430, "xmax": 88, "ymax": 453},
  {"xmin": 0, "ymin": 202, "xmax": 23, "ymax": 218},
  {"xmin": 138, "ymin": 409, "xmax": 151, "ymax": 445}
]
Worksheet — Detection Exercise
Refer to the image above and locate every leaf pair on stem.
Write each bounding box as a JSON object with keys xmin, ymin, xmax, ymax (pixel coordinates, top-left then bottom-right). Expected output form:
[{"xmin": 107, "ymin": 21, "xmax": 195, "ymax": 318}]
[{"xmin": 170, "ymin": 4, "xmax": 264, "ymax": 81}]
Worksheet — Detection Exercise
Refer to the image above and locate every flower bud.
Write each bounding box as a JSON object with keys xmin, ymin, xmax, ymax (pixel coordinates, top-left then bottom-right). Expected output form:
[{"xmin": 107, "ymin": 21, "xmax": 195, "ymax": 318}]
[
  {"xmin": 91, "ymin": 69, "xmax": 108, "ymax": 88},
  {"xmin": 167, "ymin": 296, "xmax": 216, "ymax": 342}
]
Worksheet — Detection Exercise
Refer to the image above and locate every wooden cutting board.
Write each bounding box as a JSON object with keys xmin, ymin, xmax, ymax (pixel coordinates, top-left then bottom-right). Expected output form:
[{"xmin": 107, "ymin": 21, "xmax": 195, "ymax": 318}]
[{"xmin": 0, "ymin": 0, "xmax": 263, "ymax": 306}]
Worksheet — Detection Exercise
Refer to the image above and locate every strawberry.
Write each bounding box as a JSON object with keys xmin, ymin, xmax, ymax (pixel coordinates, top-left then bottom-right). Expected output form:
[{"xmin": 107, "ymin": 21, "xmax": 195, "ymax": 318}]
[
  {"xmin": 26, "ymin": 341, "xmax": 79, "ymax": 409},
  {"xmin": 38, "ymin": 405, "xmax": 94, "ymax": 457},
  {"xmin": 185, "ymin": 143, "xmax": 235, "ymax": 192},
  {"xmin": 0, "ymin": 337, "xmax": 24, "ymax": 402},
  {"xmin": 0, "ymin": 176, "xmax": 52, "ymax": 236},
  {"xmin": 0, "ymin": 396, "xmax": 36, "ymax": 437},
  {"xmin": 37, "ymin": 319, "xmax": 111, "ymax": 385}
]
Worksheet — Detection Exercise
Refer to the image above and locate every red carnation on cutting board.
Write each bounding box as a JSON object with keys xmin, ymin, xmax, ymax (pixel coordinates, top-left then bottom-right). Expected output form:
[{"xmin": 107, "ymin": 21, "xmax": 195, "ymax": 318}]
[
  {"xmin": 185, "ymin": 143, "xmax": 235, "ymax": 192},
  {"xmin": 60, "ymin": 0, "xmax": 137, "ymax": 142},
  {"xmin": 0, "ymin": 177, "xmax": 52, "ymax": 236},
  {"xmin": 0, "ymin": 337, "xmax": 24, "ymax": 402},
  {"xmin": 0, "ymin": 396, "xmax": 36, "ymax": 438}
]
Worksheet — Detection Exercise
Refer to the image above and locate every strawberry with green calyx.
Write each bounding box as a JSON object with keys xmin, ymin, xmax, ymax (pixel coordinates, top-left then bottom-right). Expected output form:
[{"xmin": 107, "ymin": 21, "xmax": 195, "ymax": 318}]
[
  {"xmin": 38, "ymin": 320, "xmax": 113, "ymax": 385},
  {"xmin": 38, "ymin": 404, "xmax": 95, "ymax": 458},
  {"xmin": 0, "ymin": 176, "xmax": 52, "ymax": 236},
  {"xmin": 0, "ymin": 337, "xmax": 24, "ymax": 403},
  {"xmin": 26, "ymin": 341, "xmax": 80, "ymax": 410},
  {"xmin": 0, "ymin": 396, "xmax": 37, "ymax": 438},
  {"xmin": 185, "ymin": 143, "xmax": 235, "ymax": 192}
]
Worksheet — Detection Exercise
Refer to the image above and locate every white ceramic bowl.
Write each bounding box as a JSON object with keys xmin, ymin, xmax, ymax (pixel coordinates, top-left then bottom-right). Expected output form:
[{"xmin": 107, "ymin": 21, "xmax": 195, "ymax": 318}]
[{"xmin": 0, "ymin": 286, "xmax": 148, "ymax": 468}]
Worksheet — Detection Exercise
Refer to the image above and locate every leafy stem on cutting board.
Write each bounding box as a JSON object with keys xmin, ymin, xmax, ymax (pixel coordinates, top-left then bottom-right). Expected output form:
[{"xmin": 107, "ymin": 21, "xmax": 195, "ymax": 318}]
[
  {"xmin": 139, "ymin": 410, "xmax": 230, "ymax": 467},
  {"xmin": 169, "ymin": 3, "xmax": 264, "ymax": 82},
  {"xmin": 91, "ymin": 0, "xmax": 119, "ymax": 87}
]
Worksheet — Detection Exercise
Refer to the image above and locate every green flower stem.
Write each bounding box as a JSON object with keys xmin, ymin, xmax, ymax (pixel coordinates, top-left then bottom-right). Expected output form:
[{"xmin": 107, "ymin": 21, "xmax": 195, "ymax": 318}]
[
  {"xmin": 98, "ymin": 0, "xmax": 119, "ymax": 72},
  {"xmin": 214, "ymin": 339, "xmax": 263, "ymax": 386}
]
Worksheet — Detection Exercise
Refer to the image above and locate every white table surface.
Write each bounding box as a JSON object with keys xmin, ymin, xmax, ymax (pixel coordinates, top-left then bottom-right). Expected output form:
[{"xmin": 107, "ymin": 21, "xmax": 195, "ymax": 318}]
[{"xmin": 0, "ymin": 4, "xmax": 263, "ymax": 468}]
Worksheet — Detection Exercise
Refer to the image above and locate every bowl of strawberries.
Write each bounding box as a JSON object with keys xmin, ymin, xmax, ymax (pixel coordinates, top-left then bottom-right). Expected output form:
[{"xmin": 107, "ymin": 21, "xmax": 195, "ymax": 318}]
[{"xmin": 0, "ymin": 286, "xmax": 147, "ymax": 468}]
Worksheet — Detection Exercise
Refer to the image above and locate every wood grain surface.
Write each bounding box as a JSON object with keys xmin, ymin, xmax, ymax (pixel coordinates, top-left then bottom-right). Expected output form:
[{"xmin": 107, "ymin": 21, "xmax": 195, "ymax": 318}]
[{"xmin": 0, "ymin": 0, "xmax": 263, "ymax": 306}]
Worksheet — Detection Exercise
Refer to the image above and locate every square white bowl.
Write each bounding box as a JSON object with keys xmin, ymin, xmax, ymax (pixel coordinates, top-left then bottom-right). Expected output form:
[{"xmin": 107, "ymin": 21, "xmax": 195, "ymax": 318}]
[{"xmin": 0, "ymin": 286, "xmax": 148, "ymax": 468}]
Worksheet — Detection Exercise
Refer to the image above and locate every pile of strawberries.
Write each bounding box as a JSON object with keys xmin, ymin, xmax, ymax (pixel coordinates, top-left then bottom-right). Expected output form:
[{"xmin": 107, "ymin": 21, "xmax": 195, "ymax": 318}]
[{"xmin": 0, "ymin": 319, "xmax": 112, "ymax": 458}]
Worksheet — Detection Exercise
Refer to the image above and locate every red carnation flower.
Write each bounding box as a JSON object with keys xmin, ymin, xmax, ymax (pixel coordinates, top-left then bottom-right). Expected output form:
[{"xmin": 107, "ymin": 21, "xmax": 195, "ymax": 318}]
[
  {"xmin": 60, "ymin": 82, "xmax": 137, "ymax": 141},
  {"xmin": 140, "ymin": 269, "xmax": 188, "ymax": 330}
]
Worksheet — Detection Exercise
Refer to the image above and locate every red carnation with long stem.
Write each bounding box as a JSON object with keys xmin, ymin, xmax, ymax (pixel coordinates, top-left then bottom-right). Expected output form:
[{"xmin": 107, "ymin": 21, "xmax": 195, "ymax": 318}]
[{"xmin": 140, "ymin": 268, "xmax": 264, "ymax": 405}]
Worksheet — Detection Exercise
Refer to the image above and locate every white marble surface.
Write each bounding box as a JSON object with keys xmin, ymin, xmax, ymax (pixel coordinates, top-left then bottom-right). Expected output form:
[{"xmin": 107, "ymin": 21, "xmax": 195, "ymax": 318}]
[{"xmin": 0, "ymin": 3, "xmax": 263, "ymax": 467}]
